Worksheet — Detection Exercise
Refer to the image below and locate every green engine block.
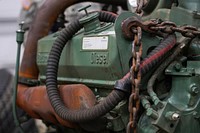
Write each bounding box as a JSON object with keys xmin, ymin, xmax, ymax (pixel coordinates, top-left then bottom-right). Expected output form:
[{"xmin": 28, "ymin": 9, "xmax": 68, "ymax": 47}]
[
  {"xmin": 37, "ymin": 12, "xmax": 159, "ymax": 89},
  {"xmin": 36, "ymin": 0, "xmax": 200, "ymax": 132}
]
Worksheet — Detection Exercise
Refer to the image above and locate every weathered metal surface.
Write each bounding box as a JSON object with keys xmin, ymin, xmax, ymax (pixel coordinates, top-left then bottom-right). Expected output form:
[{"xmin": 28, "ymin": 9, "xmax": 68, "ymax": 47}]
[
  {"xmin": 126, "ymin": 22, "xmax": 142, "ymax": 133},
  {"xmin": 122, "ymin": 16, "xmax": 200, "ymax": 39},
  {"xmin": 17, "ymin": 84, "xmax": 96, "ymax": 127}
]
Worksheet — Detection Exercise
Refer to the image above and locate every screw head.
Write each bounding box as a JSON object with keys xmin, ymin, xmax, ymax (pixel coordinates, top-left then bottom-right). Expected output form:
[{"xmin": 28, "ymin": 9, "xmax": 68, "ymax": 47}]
[
  {"xmin": 192, "ymin": 86, "xmax": 199, "ymax": 94},
  {"xmin": 174, "ymin": 63, "xmax": 181, "ymax": 71},
  {"xmin": 190, "ymin": 84, "xmax": 199, "ymax": 95}
]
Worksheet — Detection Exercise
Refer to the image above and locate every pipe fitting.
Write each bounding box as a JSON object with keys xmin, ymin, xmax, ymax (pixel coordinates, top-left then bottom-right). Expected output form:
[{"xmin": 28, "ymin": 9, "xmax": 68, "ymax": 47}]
[
  {"xmin": 165, "ymin": 111, "xmax": 180, "ymax": 121},
  {"xmin": 146, "ymin": 108, "xmax": 158, "ymax": 120}
]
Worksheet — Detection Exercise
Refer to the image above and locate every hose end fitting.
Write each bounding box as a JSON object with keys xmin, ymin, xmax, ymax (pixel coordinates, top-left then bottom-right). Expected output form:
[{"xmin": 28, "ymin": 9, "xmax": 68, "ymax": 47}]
[{"xmin": 114, "ymin": 73, "xmax": 131, "ymax": 93}]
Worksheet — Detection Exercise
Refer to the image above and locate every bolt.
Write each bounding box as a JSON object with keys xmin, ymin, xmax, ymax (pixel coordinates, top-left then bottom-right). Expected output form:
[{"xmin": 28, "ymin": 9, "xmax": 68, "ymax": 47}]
[
  {"xmin": 191, "ymin": 86, "xmax": 199, "ymax": 94},
  {"xmin": 165, "ymin": 112, "xmax": 180, "ymax": 121},
  {"xmin": 174, "ymin": 62, "xmax": 181, "ymax": 71},
  {"xmin": 190, "ymin": 84, "xmax": 199, "ymax": 95},
  {"xmin": 146, "ymin": 108, "xmax": 158, "ymax": 120},
  {"xmin": 171, "ymin": 113, "xmax": 180, "ymax": 121},
  {"xmin": 153, "ymin": 98, "xmax": 164, "ymax": 109}
]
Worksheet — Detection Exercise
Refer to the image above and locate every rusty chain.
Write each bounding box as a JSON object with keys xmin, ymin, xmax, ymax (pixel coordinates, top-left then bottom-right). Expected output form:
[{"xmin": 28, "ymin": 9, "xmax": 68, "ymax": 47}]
[
  {"xmin": 135, "ymin": 0, "xmax": 148, "ymax": 16},
  {"xmin": 126, "ymin": 26, "xmax": 142, "ymax": 133},
  {"xmin": 148, "ymin": 20, "xmax": 200, "ymax": 38},
  {"xmin": 134, "ymin": 0, "xmax": 200, "ymax": 38},
  {"xmin": 124, "ymin": 17, "xmax": 200, "ymax": 133},
  {"xmin": 123, "ymin": 18, "xmax": 200, "ymax": 39}
]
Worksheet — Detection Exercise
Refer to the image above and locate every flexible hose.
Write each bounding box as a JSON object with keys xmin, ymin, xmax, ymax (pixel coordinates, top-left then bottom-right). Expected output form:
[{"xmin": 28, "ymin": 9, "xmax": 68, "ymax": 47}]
[
  {"xmin": 46, "ymin": 12, "xmax": 177, "ymax": 122},
  {"xmin": 140, "ymin": 34, "xmax": 177, "ymax": 75},
  {"xmin": 147, "ymin": 42, "xmax": 186, "ymax": 107},
  {"xmin": 46, "ymin": 11, "xmax": 125, "ymax": 123}
]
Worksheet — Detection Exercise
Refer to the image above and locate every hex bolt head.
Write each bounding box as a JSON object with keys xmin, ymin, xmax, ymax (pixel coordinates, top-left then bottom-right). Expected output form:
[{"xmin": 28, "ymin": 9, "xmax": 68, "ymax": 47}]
[
  {"xmin": 146, "ymin": 108, "xmax": 158, "ymax": 120},
  {"xmin": 172, "ymin": 113, "xmax": 180, "ymax": 121},
  {"xmin": 190, "ymin": 84, "xmax": 199, "ymax": 95},
  {"xmin": 174, "ymin": 62, "xmax": 181, "ymax": 71},
  {"xmin": 165, "ymin": 112, "xmax": 180, "ymax": 121},
  {"xmin": 192, "ymin": 86, "xmax": 199, "ymax": 94}
]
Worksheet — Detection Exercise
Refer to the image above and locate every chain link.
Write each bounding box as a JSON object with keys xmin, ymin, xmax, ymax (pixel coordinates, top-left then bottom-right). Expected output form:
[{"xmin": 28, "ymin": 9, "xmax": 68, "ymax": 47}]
[
  {"xmin": 135, "ymin": 0, "xmax": 148, "ymax": 16},
  {"xmin": 127, "ymin": 26, "xmax": 142, "ymax": 133},
  {"xmin": 126, "ymin": 4, "xmax": 200, "ymax": 132},
  {"xmin": 148, "ymin": 20, "xmax": 200, "ymax": 38}
]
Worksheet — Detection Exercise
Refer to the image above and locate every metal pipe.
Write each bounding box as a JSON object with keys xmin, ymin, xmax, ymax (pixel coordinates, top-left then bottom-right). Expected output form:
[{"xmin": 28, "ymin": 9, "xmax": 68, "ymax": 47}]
[
  {"xmin": 147, "ymin": 41, "xmax": 186, "ymax": 108},
  {"xmin": 17, "ymin": 84, "xmax": 96, "ymax": 128},
  {"xmin": 13, "ymin": 22, "xmax": 25, "ymax": 133}
]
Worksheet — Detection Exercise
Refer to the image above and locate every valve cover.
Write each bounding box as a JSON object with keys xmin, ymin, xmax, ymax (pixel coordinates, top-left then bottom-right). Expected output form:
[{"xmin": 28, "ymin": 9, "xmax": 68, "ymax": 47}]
[{"xmin": 37, "ymin": 25, "xmax": 126, "ymax": 89}]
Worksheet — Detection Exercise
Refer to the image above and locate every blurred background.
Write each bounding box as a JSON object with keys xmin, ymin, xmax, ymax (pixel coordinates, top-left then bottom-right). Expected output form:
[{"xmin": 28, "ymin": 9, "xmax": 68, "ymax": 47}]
[
  {"xmin": 0, "ymin": 0, "xmax": 22, "ymax": 72},
  {"xmin": 0, "ymin": 2, "xmax": 34, "ymax": 133}
]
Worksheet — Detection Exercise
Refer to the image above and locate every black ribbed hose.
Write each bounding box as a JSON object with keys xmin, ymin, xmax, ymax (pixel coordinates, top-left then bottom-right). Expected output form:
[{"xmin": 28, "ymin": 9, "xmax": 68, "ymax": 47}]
[
  {"xmin": 140, "ymin": 34, "xmax": 176, "ymax": 75},
  {"xmin": 46, "ymin": 11, "xmax": 126, "ymax": 123},
  {"xmin": 46, "ymin": 12, "xmax": 177, "ymax": 123}
]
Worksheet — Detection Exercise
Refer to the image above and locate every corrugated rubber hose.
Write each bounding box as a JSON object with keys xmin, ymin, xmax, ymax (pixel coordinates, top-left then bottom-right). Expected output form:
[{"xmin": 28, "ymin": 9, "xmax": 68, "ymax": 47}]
[
  {"xmin": 46, "ymin": 11, "xmax": 177, "ymax": 123},
  {"xmin": 140, "ymin": 34, "xmax": 176, "ymax": 75},
  {"xmin": 46, "ymin": 11, "xmax": 126, "ymax": 123}
]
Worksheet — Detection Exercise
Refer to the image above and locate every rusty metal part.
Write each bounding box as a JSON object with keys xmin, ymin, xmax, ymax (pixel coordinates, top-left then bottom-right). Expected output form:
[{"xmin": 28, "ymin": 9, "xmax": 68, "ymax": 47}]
[
  {"xmin": 19, "ymin": 0, "xmax": 126, "ymax": 79},
  {"xmin": 127, "ymin": 26, "xmax": 142, "ymax": 133},
  {"xmin": 19, "ymin": 0, "xmax": 77, "ymax": 79},
  {"xmin": 122, "ymin": 14, "xmax": 200, "ymax": 133},
  {"xmin": 122, "ymin": 17, "xmax": 200, "ymax": 39},
  {"xmin": 122, "ymin": 16, "xmax": 158, "ymax": 40},
  {"xmin": 17, "ymin": 84, "xmax": 96, "ymax": 127},
  {"xmin": 149, "ymin": 20, "xmax": 200, "ymax": 38},
  {"xmin": 136, "ymin": 0, "xmax": 148, "ymax": 16},
  {"xmin": 18, "ymin": 0, "xmax": 126, "ymax": 128}
]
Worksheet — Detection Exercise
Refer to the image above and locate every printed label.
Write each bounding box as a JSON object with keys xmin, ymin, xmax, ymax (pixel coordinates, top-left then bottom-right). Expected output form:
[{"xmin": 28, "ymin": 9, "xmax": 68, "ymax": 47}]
[{"xmin": 82, "ymin": 36, "xmax": 108, "ymax": 50}]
